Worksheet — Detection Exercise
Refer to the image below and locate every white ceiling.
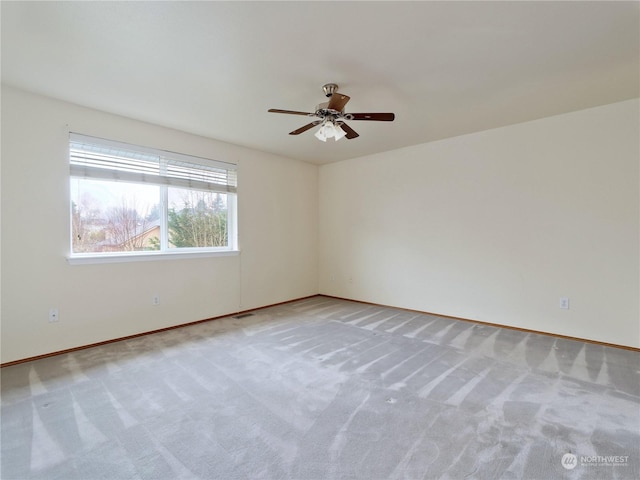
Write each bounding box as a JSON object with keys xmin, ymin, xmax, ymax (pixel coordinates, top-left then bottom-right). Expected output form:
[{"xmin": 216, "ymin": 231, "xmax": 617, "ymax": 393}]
[{"xmin": 2, "ymin": 1, "xmax": 638, "ymax": 165}]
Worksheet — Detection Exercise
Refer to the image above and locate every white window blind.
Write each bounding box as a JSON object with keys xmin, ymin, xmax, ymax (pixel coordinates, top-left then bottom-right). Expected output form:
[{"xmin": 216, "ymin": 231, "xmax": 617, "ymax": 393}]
[{"xmin": 69, "ymin": 133, "xmax": 237, "ymax": 194}]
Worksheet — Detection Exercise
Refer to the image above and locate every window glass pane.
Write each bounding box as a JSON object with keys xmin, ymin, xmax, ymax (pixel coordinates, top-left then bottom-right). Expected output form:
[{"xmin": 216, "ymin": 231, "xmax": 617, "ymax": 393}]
[
  {"xmin": 167, "ymin": 188, "xmax": 228, "ymax": 248},
  {"xmin": 69, "ymin": 134, "xmax": 237, "ymax": 258},
  {"xmin": 71, "ymin": 178, "xmax": 160, "ymax": 253}
]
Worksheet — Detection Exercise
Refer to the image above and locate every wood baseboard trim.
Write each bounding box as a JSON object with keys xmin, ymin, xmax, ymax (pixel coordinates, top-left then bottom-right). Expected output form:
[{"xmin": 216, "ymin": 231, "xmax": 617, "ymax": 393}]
[
  {"xmin": 0, "ymin": 295, "xmax": 317, "ymax": 367},
  {"xmin": 319, "ymin": 294, "xmax": 640, "ymax": 353},
  {"xmin": 4, "ymin": 293, "xmax": 636, "ymax": 367}
]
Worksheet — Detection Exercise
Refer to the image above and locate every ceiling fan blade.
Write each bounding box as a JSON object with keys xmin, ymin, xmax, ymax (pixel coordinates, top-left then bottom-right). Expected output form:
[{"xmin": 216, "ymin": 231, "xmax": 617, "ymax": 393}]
[
  {"xmin": 289, "ymin": 122, "xmax": 318, "ymax": 135},
  {"xmin": 339, "ymin": 122, "xmax": 359, "ymax": 139},
  {"xmin": 268, "ymin": 109, "xmax": 314, "ymax": 116},
  {"xmin": 349, "ymin": 113, "xmax": 395, "ymax": 121},
  {"xmin": 327, "ymin": 93, "xmax": 350, "ymax": 112}
]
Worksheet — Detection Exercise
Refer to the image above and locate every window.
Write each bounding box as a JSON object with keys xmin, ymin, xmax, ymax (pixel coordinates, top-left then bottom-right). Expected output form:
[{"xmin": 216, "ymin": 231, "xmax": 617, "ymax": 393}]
[{"xmin": 69, "ymin": 133, "xmax": 237, "ymax": 260}]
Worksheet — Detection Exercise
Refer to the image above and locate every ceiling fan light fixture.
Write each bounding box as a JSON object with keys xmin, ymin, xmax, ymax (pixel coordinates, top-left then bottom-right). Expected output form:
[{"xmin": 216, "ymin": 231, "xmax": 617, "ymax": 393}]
[
  {"xmin": 324, "ymin": 121, "xmax": 336, "ymax": 137},
  {"xmin": 314, "ymin": 131, "xmax": 328, "ymax": 142},
  {"xmin": 314, "ymin": 124, "xmax": 328, "ymax": 142},
  {"xmin": 314, "ymin": 119, "xmax": 345, "ymax": 142},
  {"xmin": 333, "ymin": 123, "xmax": 347, "ymax": 141}
]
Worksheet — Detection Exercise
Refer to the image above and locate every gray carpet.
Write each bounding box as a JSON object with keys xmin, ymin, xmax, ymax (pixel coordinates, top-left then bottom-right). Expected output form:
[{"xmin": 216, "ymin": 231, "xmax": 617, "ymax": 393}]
[{"xmin": 1, "ymin": 296, "xmax": 639, "ymax": 479}]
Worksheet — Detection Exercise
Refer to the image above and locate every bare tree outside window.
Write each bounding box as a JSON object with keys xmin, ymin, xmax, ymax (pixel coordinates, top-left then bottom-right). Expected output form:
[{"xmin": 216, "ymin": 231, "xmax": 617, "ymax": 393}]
[
  {"xmin": 72, "ymin": 196, "xmax": 105, "ymax": 253},
  {"xmin": 105, "ymin": 198, "xmax": 154, "ymax": 251},
  {"xmin": 71, "ymin": 179, "xmax": 160, "ymax": 253}
]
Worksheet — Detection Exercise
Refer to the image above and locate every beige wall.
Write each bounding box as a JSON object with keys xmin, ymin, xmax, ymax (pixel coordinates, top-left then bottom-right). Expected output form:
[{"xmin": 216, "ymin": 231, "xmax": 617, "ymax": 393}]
[
  {"xmin": 2, "ymin": 86, "xmax": 638, "ymax": 363},
  {"xmin": 319, "ymin": 99, "xmax": 640, "ymax": 348},
  {"xmin": 1, "ymin": 86, "xmax": 318, "ymax": 363}
]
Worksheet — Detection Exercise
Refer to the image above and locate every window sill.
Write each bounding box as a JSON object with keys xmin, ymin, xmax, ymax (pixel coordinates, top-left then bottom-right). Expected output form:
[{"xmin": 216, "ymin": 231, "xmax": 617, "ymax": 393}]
[{"xmin": 67, "ymin": 249, "xmax": 240, "ymax": 265}]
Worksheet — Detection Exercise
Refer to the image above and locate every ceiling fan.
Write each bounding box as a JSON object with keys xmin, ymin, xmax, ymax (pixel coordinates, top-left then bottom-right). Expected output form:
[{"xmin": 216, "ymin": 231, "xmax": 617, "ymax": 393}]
[{"xmin": 268, "ymin": 83, "xmax": 395, "ymax": 141}]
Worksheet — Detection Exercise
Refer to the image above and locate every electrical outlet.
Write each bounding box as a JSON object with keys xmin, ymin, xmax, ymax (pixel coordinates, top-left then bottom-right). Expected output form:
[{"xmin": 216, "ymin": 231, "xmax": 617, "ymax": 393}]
[
  {"xmin": 560, "ymin": 297, "xmax": 570, "ymax": 309},
  {"xmin": 49, "ymin": 308, "xmax": 59, "ymax": 323},
  {"xmin": 152, "ymin": 294, "xmax": 160, "ymax": 306}
]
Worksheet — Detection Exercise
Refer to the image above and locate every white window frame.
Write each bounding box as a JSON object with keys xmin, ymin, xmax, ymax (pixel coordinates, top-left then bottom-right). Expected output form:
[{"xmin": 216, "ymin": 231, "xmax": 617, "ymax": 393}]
[{"xmin": 68, "ymin": 133, "xmax": 238, "ymax": 265}]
